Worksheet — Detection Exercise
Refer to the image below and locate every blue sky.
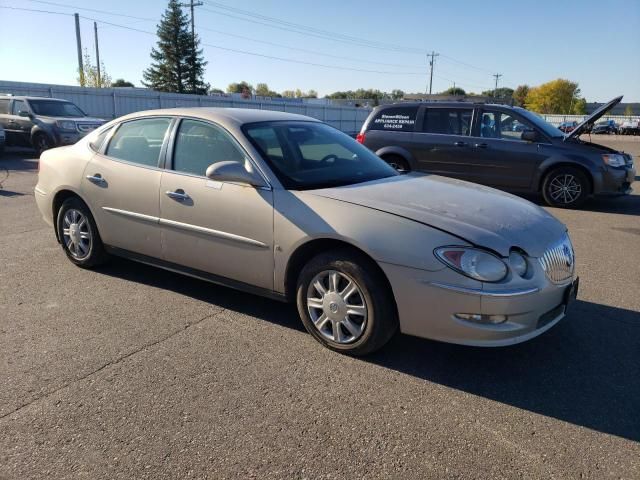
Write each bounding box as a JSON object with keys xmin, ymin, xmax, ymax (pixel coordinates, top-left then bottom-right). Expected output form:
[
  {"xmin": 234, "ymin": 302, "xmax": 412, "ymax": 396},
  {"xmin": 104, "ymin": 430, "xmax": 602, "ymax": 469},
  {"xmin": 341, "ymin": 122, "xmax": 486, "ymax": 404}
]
[{"xmin": 1, "ymin": 0, "xmax": 639, "ymax": 101}]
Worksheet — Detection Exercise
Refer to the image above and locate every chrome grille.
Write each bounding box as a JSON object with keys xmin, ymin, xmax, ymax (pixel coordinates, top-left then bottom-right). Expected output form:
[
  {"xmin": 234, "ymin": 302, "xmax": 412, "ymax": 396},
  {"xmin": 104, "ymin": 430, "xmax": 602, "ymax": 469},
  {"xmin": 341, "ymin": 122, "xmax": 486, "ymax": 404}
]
[{"xmin": 539, "ymin": 234, "xmax": 575, "ymax": 284}]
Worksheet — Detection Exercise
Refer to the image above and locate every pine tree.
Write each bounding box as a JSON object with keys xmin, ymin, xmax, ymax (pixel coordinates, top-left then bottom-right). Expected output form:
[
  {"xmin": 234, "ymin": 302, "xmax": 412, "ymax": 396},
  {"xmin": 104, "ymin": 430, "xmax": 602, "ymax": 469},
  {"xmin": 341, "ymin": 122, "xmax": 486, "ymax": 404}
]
[{"xmin": 142, "ymin": 0, "xmax": 207, "ymax": 94}]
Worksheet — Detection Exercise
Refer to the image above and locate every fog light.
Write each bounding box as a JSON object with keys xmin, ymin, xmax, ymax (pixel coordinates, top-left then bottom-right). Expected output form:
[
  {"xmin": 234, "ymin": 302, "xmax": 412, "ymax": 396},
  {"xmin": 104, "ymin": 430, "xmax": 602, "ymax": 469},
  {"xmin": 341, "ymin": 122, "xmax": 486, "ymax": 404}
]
[{"xmin": 455, "ymin": 313, "xmax": 508, "ymax": 324}]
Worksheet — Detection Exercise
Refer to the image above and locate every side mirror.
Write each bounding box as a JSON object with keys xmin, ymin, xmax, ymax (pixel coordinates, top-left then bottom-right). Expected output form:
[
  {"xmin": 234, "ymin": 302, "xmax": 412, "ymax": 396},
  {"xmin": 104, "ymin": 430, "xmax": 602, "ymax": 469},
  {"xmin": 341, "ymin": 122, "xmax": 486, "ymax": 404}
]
[
  {"xmin": 18, "ymin": 110, "xmax": 32, "ymax": 118},
  {"xmin": 521, "ymin": 130, "xmax": 538, "ymax": 142},
  {"xmin": 205, "ymin": 160, "xmax": 267, "ymax": 187}
]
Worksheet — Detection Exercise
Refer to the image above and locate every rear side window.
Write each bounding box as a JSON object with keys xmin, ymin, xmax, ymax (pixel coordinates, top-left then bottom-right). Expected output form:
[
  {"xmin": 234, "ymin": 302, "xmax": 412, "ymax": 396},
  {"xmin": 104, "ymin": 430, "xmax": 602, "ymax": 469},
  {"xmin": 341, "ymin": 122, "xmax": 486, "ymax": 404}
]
[
  {"xmin": 105, "ymin": 117, "xmax": 171, "ymax": 167},
  {"xmin": 11, "ymin": 100, "xmax": 28, "ymax": 115},
  {"xmin": 368, "ymin": 106, "xmax": 418, "ymax": 132},
  {"xmin": 88, "ymin": 126, "xmax": 113, "ymax": 152},
  {"xmin": 0, "ymin": 99, "xmax": 9, "ymax": 114},
  {"xmin": 423, "ymin": 108, "xmax": 473, "ymax": 135}
]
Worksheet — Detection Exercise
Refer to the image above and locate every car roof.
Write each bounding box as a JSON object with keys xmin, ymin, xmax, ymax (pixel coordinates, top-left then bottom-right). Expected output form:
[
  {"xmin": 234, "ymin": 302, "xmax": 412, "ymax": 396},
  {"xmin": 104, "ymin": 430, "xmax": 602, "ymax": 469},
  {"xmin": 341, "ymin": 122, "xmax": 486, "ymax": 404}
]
[
  {"xmin": 375, "ymin": 101, "xmax": 515, "ymax": 110},
  {"xmin": 115, "ymin": 107, "xmax": 321, "ymax": 127}
]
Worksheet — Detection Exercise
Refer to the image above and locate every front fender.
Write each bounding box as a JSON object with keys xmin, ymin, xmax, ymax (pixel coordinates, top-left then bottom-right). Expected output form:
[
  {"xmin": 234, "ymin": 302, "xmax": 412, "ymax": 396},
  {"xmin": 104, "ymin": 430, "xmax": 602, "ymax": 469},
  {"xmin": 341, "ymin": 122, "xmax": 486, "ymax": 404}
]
[
  {"xmin": 533, "ymin": 155, "xmax": 602, "ymax": 192},
  {"xmin": 30, "ymin": 123, "xmax": 56, "ymax": 144}
]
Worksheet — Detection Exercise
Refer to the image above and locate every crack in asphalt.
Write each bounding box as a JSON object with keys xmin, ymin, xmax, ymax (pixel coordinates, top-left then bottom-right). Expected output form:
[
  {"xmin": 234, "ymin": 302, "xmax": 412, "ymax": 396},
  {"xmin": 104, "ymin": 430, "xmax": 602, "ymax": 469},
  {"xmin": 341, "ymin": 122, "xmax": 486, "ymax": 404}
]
[{"xmin": 0, "ymin": 309, "xmax": 225, "ymax": 421}]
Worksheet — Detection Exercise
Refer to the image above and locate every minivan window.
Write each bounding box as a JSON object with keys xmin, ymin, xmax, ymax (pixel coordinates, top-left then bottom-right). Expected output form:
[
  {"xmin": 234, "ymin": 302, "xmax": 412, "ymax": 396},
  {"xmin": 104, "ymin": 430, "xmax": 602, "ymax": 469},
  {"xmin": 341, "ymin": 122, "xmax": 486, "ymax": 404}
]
[
  {"xmin": 11, "ymin": 100, "xmax": 28, "ymax": 115},
  {"xmin": 481, "ymin": 111, "xmax": 536, "ymax": 141},
  {"xmin": 105, "ymin": 118, "xmax": 171, "ymax": 167},
  {"xmin": 423, "ymin": 108, "xmax": 472, "ymax": 135},
  {"xmin": 173, "ymin": 119, "xmax": 245, "ymax": 176},
  {"xmin": 369, "ymin": 106, "xmax": 418, "ymax": 132},
  {"xmin": 0, "ymin": 99, "xmax": 9, "ymax": 114}
]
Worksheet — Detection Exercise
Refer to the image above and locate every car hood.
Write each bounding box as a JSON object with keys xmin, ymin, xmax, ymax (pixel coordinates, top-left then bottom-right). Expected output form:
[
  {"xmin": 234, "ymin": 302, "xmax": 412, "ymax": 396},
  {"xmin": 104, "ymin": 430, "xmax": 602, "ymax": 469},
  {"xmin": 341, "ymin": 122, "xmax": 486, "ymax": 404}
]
[
  {"xmin": 308, "ymin": 174, "xmax": 566, "ymax": 257},
  {"xmin": 565, "ymin": 95, "xmax": 622, "ymax": 140}
]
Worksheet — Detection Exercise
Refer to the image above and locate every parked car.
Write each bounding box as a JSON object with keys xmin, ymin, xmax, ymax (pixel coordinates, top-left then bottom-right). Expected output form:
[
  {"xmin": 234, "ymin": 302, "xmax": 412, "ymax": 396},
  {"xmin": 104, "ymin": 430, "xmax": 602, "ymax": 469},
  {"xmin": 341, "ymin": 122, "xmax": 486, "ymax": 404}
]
[
  {"xmin": 357, "ymin": 96, "xmax": 635, "ymax": 208},
  {"xmin": 619, "ymin": 119, "xmax": 640, "ymax": 136},
  {"xmin": 591, "ymin": 120, "xmax": 618, "ymax": 135},
  {"xmin": 0, "ymin": 124, "xmax": 5, "ymax": 156},
  {"xmin": 35, "ymin": 108, "xmax": 579, "ymax": 355},
  {"xmin": 558, "ymin": 121, "xmax": 578, "ymax": 133},
  {"xmin": 0, "ymin": 95, "xmax": 105, "ymax": 155}
]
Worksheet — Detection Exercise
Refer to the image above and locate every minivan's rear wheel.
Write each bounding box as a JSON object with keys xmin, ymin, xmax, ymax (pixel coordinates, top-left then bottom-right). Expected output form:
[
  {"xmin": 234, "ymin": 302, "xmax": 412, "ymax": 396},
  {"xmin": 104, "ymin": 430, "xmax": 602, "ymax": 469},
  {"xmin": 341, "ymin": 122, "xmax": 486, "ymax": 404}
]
[
  {"xmin": 382, "ymin": 155, "xmax": 411, "ymax": 173},
  {"xmin": 542, "ymin": 167, "xmax": 589, "ymax": 208},
  {"xmin": 296, "ymin": 249, "xmax": 398, "ymax": 355},
  {"xmin": 57, "ymin": 197, "xmax": 108, "ymax": 268},
  {"xmin": 33, "ymin": 133, "xmax": 53, "ymax": 156}
]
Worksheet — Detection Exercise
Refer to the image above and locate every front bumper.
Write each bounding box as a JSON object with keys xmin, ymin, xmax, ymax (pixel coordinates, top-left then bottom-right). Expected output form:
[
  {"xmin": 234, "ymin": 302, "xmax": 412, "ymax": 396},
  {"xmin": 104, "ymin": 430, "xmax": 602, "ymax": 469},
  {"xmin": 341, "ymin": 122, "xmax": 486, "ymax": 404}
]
[
  {"xmin": 596, "ymin": 165, "xmax": 636, "ymax": 195},
  {"xmin": 380, "ymin": 261, "xmax": 576, "ymax": 347}
]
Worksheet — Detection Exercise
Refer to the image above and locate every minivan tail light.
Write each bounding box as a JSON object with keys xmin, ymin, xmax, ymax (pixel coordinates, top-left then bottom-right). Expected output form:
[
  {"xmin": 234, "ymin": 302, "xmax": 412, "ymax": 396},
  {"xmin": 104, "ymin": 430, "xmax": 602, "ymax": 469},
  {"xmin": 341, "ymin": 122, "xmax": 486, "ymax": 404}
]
[{"xmin": 356, "ymin": 132, "xmax": 365, "ymax": 144}]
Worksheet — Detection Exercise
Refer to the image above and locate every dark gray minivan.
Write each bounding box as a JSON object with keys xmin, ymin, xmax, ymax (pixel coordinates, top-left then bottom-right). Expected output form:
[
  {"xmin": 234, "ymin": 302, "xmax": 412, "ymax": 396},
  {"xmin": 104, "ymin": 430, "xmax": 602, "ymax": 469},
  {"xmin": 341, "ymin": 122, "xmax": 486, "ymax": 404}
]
[{"xmin": 357, "ymin": 97, "xmax": 635, "ymax": 208}]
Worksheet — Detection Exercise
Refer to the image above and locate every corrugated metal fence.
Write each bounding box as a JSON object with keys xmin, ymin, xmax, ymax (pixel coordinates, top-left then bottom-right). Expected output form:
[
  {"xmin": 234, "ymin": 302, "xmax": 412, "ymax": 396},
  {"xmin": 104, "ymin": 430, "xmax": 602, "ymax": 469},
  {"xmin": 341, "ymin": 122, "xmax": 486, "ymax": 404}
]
[
  {"xmin": 0, "ymin": 80, "xmax": 372, "ymax": 134},
  {"xmin": 542, "ymin": 114, "xmax": 637, "ymax": 127}
]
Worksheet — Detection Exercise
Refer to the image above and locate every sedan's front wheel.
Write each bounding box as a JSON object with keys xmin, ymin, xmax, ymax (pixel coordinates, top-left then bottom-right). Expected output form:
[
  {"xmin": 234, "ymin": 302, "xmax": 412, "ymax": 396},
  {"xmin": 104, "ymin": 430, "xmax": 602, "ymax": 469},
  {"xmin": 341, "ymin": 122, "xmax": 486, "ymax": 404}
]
[{"xmin": 296, "ymin": 249, "xmax": 398, "ymax": 355}]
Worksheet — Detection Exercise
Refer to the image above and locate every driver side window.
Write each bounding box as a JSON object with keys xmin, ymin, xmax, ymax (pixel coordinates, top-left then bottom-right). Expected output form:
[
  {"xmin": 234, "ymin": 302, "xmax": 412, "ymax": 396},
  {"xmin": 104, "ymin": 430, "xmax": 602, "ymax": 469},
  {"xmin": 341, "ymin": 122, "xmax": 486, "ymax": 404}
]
[
  {"xmin": 482, "ymin": 111, "xmax": 536, "ymax": 141},
  {"xmin": 172, "ymin": 119, "xmax": 245, "ymax": 176}
]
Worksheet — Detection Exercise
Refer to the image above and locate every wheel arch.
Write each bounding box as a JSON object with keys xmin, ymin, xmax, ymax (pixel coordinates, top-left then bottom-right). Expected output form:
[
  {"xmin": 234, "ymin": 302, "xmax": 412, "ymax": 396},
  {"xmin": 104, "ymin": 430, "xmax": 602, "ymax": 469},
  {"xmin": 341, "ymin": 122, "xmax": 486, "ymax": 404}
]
[
  {"xmin": 283, "ymin": 238, "xmax": 397, "ymax": 309},
  {"xmin": 51, "ymin": 188, "xmax": 93, "ymax": 243},
  {"xmin": 375, "ymin": 145, "xmax": 415, "ymax": 169},
  {"xmin": 536, "ymin": 161, "xmax": 595, "ymax": 194}
]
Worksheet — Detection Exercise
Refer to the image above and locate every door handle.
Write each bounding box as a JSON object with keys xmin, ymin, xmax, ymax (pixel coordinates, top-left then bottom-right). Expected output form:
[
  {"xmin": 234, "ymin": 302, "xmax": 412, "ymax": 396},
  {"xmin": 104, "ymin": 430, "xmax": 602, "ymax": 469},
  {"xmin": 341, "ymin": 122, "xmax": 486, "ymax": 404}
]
[
  {"xmin": 86, "ymin": 174, "xmax": 106, "ymax": 185},
  {"xmin": 453, "ymin": 141, "xmax": 468, "ymax": 147},
  {"xmin": 165, "ymin": 190, "xmax": 190, "ymax": 201},
  {"xmin": 474, "ymin": 143, "xmax": 489, "ymax": 149}
]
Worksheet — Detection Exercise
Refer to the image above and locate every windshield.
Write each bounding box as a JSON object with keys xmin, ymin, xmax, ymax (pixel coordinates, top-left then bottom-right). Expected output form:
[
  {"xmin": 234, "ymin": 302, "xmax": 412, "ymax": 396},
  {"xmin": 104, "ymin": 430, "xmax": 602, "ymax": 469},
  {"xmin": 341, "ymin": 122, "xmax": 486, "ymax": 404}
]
[
  {"xmin": 28, "ymin": 100, "xmax": 86, "ymax": 117},
  {"xmin": 243, "ymin": 121, "xmax": 398, "ymax": 190},
  {"xmin": 514, "ymin": 108, "xmax": 564, "ymax": 138}
]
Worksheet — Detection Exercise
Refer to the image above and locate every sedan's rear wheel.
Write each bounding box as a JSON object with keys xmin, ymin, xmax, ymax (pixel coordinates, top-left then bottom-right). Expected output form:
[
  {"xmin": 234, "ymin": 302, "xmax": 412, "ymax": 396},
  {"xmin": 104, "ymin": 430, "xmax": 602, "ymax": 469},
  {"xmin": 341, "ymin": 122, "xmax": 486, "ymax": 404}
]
[
  {"xmin": 542, "ymin": 167, "xmax": 589, "ymax": 208},
  {"xmin": 296, "ymin": 249, "xmax": 398, "ymax": 355},
  {"xmin": 57, "ymin": 197, "xmax": 108, "ymax": 268}
]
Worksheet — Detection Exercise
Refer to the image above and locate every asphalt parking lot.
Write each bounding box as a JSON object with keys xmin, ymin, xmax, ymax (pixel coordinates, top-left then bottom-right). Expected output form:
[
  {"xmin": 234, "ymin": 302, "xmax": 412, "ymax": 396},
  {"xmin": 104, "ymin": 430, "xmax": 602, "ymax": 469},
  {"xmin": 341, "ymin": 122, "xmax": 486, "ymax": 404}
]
[{"xmin": 1, "ymin": 135, "xmax": 639, "ymax": 479}]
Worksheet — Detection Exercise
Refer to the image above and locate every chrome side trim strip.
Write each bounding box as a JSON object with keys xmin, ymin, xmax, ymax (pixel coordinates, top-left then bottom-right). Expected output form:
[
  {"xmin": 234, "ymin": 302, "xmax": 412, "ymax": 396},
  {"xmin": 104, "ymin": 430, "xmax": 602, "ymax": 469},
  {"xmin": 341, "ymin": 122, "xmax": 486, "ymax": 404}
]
[
  {"xmin": 102, "ymin": 207, "xmax": 160, "ymax": 224},
  {"xmin": 428, "ymin": 282, "xmax": 540, "ymax": 297},
  {"xmin": 34, "ymin": 187, "xmax": 47, "ymax": 195},
  {"xmin": 159, "ymin": 218, "xmax": 268, "ymax": 249}
]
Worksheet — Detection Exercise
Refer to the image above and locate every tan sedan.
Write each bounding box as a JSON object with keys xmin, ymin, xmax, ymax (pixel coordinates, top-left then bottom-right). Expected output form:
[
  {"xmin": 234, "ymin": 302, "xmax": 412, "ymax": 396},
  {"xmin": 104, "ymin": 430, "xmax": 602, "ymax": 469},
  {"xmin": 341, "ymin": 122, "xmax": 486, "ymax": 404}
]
[{"xmin": 35, "ymin": 108, "xmax": 578, "ymax": 355}]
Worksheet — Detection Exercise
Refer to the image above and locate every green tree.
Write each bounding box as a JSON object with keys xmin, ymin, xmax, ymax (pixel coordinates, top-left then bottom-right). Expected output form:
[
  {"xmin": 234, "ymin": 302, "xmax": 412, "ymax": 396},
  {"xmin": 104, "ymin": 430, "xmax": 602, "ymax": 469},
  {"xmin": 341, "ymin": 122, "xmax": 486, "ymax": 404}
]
[
  {"xmin": 482, "ymin": 87, "xmax": 514, "ymax": 99},
  {"xmin": 525, "ymin": 79, "xmax": 581, "ymax": 114},
  {"xmin": 442, "ymin": 87, "xmax": 466, "ymax": 96},
  {"xmin": 143, "ymin": 0, "xmax": 208, "ymax": 94},
  {"xmin": 281, "ymin": 89, "xmax": 296, "ymax": 98},
  {"xmin": 255, "ymin": 83, "xmax": 281, "ymax": 97},
  {"xmin": 513, "ymin": 85, "xmax": 529, "ymax": 107},
  {"xmin": 112, "ymin": 79, "xmax": 135, "ymax": 88},
  {"xmin": 209, "ymin": 87, "xmax": 224, "ymax": 95},
  {"xmin": 390, "ymin": 89, "xmax": 405, "ymax": 100},
  {"xmin": 227, "ymin": 81, "xmax": 254, "ymax": 95},
  {"xmin": 624, "ymin": 105, "xmax": 634, "ymax": 116},
  {"xmin": 77, "ymin": 50, "xmax": 111, "ymax": 88},
  {"xmin": 572, "ymin": 97, "xmax": 587, "ymax": 115}
]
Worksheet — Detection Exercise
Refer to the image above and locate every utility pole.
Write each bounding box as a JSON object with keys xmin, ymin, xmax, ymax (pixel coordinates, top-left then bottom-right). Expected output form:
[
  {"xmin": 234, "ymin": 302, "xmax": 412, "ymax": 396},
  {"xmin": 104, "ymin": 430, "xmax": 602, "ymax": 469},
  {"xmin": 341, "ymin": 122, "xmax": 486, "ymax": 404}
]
[
  {"xmin": 427, "ymin": 51, "xmax": 439, "ymax": 95},
  {"xmin": 74, "ymin": 13, "xmax": 84, "ymax": 86},
  {"xmin": 94, "ymin": 22, "xmax": 101, "ymax": 87},
  {"xmin": 180, "ymin": 0, "xmax": 203, "ymax": 47},
  {"xmin": 493, "ymin": 73, "xmax": 502, "ymax": 97}
]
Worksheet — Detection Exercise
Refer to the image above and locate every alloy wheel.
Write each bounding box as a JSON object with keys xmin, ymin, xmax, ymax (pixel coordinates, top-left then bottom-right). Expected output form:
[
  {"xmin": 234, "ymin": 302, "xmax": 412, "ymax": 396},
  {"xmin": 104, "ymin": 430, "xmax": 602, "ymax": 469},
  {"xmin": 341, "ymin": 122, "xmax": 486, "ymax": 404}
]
[
  {"xmin": 548, "ymin": 174, "xmax": 582, "ymax": 204},
  {"xmin": 62, "ymin": 209, "xmax": 92, "ymax": 260},
  {"xmin": 306, "ymin": 270, "xmax": 368, "ymax": 344}
]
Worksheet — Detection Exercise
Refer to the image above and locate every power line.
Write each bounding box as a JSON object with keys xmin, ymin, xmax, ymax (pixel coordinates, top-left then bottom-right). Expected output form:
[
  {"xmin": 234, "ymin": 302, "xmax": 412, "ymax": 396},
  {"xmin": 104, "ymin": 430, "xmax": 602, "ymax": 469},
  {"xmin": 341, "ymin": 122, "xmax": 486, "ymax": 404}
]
[
  {"xmin": 25, "ymin": 0, "xmax": 154, "ymax": 21},
  {"xmin": 0, "ymin": 5, "xmax": 71, "ymax": 17}
]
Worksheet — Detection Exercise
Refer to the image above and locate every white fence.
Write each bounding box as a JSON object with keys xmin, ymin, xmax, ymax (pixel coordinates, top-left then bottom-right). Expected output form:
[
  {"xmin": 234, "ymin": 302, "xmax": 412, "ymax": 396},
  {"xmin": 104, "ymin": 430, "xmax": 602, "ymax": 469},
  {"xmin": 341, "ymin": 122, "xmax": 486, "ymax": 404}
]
[
  {"xmin": 0, "ymin": 80, "xmax": 371, "ymax": 134},
  {"xmin": 542, "ymin": 114, "xmax": 638, "ymax": 127}
]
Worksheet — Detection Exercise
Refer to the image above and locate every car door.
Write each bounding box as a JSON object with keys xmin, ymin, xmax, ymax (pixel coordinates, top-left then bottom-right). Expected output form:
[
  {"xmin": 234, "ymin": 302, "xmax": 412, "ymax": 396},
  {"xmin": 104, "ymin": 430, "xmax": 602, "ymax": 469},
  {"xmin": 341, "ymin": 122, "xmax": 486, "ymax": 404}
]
[
  {"xmin": 81, "ymin": 116, "xmax": 173, "ymax": 259},
  {"xmin": 411, "ymin": 106, "xmax": 476, "ymax": 180},
  {"xmin": 6, "ymin": 99, "xmax": 33, "ymax": 146},
  {"xmin": 463, "ymin": 109, "xmax": 549, "ymax": 189},
  {"xmin": 159, "ymin": 118, "xmax": 274, "ymax": 290}
]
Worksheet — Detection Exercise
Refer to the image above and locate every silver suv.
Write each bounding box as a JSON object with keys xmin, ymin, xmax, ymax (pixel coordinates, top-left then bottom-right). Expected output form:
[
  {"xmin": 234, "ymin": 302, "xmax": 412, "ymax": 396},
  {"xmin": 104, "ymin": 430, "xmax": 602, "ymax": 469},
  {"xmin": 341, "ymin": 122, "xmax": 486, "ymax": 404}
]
[{"xmin": 0, "ymin": 95, "xmax": 105, "ymax": 154}]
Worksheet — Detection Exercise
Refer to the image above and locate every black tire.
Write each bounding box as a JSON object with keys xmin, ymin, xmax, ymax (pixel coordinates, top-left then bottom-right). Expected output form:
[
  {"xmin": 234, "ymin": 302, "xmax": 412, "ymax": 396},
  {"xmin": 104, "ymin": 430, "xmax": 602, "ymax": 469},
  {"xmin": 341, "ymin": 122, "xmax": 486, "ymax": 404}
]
[
  {"xmin": 541, "ymin": 166, "xmax": 590, "ymax": 208},
  {"xmin": 296, "ymin": 249, "xmax": 398, "ymax": 356},
  {"xmin": 382, "ymin": 154, "xmax": 411, "ymax": 173},
  {"xmin": 56, "ymin": 197, "xmax": 108, "ymax": 268},
  {"xmin": 33, "ymin": 132, "xmax": 53, "ymax": 156}
]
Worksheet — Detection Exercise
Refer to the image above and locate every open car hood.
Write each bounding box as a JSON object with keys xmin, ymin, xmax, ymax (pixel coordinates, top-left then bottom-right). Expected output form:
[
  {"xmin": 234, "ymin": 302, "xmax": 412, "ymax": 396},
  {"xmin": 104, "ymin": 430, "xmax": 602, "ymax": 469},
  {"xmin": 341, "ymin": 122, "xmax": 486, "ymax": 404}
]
[{"xmin": 565, "ymin": 95, "xmax": 622, "ymax": 140}]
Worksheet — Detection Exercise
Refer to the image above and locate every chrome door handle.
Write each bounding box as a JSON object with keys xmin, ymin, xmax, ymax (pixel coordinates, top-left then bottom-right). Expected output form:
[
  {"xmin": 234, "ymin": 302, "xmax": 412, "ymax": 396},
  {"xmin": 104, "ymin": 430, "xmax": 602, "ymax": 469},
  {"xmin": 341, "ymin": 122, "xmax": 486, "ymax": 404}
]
[
  {"xmin": 86, "ymin": 174, "xmax": 106, "ymax": 184},
  {"xmin": 165, "ymin": 190, "xmax": 190, "ymax": 201},
  {"xmin": 474, "ymin": 143, "xmax": 489, "ymax": 149},
  {"xmin": 453, "ymin": 141, "xmax": 468, "ymax": 147}
]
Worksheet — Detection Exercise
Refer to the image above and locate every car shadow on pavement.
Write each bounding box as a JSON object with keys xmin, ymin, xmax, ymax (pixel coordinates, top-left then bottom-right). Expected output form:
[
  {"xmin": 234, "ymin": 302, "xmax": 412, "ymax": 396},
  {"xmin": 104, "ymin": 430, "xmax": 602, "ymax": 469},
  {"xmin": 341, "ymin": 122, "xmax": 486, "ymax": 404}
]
[
  {"xmin": 369, "ymin": 300, "xmax": 640, "ymax": 442},
  {"xmin": 519, "ymin": 192, "xmax": 640, "ymax": 216},
  {"xmin": 0, "ymin": 150, "xmax": 39, "ymax": 171},
  {"xmin": 98, "ymin": 258, "xmax": 639, "ymax": 442}
]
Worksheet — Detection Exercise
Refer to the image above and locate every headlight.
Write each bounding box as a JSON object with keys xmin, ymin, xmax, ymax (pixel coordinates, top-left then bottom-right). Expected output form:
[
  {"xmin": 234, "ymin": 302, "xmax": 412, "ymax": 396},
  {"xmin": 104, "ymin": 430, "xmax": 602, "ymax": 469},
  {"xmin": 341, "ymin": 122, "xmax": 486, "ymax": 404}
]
[
  {"xmin": 602, "ymin": 154, "xmax": 626, "ymax": 167},
  {"xmin": 434, "ymin": 247, "xmax": 508, "ymax": 282},
  {"xmin": 509, "ymin": 251, "xmax": 528, "ymax": 277},
  {"xmin": 56, "ymin": 120, "xmax": 77, "ymax": 132}
]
